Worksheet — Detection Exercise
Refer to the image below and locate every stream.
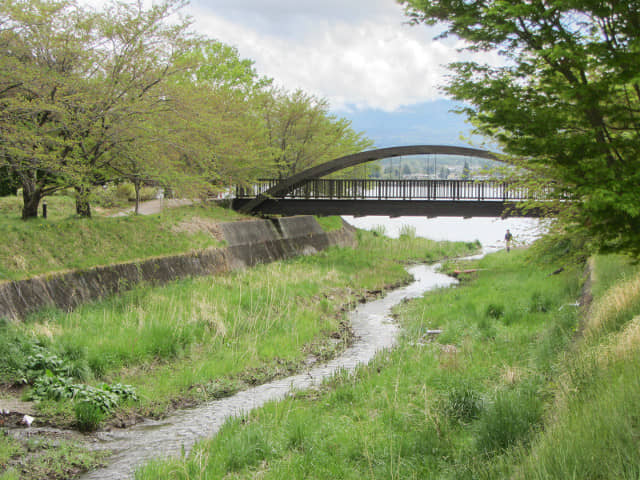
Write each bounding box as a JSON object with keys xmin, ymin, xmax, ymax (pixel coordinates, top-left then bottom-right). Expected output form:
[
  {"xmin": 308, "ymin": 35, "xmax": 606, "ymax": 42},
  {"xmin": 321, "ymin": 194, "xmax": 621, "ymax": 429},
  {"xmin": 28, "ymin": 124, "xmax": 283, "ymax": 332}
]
[{"xmin": 77, "ymin": 263, "xmax": 460, "ymax": 479}]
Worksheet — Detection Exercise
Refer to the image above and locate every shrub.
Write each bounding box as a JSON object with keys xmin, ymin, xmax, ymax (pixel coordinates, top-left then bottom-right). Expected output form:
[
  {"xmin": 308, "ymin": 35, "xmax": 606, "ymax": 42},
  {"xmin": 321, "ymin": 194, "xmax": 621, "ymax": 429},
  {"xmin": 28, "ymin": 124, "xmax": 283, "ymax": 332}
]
[
  {"xmin": 91, "ymin": 184, "xmax": 122, "ymax": 208},
  {"xmin": 115, "ymin": 183, "xmax": 136, "ymax": 201}
]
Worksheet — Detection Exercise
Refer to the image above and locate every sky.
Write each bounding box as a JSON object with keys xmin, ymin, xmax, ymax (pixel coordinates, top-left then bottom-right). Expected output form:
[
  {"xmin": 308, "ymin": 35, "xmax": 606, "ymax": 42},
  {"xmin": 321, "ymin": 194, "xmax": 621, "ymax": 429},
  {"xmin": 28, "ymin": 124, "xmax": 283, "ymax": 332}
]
[
  {"xmin": 84, "ymin": 0, "xmax": 498, "ymax": 148},
  {"xmin": 185, "ymin": 0, "xmax": 495, "ymax": 147}
]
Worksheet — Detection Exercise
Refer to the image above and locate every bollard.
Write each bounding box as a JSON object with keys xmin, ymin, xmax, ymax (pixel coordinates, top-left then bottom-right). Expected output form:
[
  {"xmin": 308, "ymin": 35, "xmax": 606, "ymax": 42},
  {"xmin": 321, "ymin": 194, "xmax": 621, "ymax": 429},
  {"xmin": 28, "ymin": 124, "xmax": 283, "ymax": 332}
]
[{"xmin": 42, "ymin": 200, "xmax": 47, "ymax": 219}]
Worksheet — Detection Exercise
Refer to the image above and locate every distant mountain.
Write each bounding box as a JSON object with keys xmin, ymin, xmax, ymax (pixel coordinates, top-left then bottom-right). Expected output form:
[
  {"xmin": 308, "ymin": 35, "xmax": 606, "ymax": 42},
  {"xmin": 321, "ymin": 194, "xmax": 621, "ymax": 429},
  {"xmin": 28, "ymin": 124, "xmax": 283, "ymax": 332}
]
[{"xmin": 336, "ymin": 99, "xmax": 478, "ymax": 148}]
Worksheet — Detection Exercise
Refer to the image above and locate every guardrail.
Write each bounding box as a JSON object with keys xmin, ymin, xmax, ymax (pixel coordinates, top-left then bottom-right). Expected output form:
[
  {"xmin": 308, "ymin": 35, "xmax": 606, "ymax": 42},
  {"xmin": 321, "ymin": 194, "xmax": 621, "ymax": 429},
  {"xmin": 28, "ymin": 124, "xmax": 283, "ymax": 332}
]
[{"xmin": 236, "ymin": 179, "xmax": 538, "ymax": 202}]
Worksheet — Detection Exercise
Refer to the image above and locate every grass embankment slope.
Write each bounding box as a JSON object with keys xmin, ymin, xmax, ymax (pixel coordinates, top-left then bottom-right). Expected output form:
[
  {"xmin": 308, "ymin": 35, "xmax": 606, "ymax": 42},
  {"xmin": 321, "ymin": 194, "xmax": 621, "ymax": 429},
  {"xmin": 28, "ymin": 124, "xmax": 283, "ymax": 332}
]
[
  {"xmin": 0, "ymin": 196, "xmax": 247, "ymax": 281},
  {"xmin": 137, "ymin": 250, "xmax": 640, "ymax": 480},
  {"xmin": 0, "ymin": 201, "xmax": 479, "ymax": 480}
]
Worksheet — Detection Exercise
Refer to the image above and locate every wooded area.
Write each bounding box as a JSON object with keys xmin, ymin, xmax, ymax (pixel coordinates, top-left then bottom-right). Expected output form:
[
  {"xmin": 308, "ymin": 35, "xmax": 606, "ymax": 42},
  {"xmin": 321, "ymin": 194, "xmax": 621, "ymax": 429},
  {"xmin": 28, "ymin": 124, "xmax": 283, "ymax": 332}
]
[{"xmin": 0, "ymin": 0, "xmax": 372, "ymax": 218}]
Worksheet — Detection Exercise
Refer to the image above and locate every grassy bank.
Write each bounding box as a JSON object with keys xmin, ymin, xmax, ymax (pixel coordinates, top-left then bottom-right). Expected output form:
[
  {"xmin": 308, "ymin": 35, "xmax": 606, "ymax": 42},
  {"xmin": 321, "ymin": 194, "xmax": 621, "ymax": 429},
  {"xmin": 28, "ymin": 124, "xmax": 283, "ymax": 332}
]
[
  {"xmin": 0, "ymin": 230, "xmax": 478, "ymax": 479},
  {"xmin": 0, "ymin": 196, "xmax": 247, "ymax": 281},
  {"xmin": 135, "ymin": 249, "xmax": 640, "ymax": 479}
]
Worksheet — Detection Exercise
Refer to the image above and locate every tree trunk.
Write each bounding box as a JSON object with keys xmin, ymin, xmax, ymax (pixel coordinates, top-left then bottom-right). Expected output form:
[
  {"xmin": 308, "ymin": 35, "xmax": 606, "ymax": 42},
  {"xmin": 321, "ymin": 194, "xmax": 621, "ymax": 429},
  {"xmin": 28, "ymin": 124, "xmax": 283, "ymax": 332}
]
[
  {"xmin": 134, "ymin": 180, "xmax": 141, "ymax": 215},
  {"xmin": 21, "ymin": 181, "xmax": 42, "ymax": 219},
  {"xmin": 75, "ymin": 187, "xmax": 92, "ymax": 218}
]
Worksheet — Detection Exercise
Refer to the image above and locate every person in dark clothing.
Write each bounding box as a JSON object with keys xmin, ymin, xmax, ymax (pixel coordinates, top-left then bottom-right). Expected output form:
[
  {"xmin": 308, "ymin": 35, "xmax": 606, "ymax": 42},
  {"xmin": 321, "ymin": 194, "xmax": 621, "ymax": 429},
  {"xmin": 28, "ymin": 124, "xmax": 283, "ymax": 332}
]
[{"xmin": 505, "ymin": 229, "xmax": 513, "ymax": 252}]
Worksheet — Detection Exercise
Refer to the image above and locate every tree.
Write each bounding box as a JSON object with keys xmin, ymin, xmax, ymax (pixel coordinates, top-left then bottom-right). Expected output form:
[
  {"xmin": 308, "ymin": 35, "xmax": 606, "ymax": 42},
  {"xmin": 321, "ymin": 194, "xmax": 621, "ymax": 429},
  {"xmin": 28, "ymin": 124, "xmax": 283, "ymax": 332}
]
[
  {"xmin": 169, "ymin": 41, "xmax": 274, "ymax": 194},
  {"xmin": 0, "ymin": 0, "xmax": 201, "ymax": 218},
  {"xmin": 260, "ymin": 88, "xmax": 373, "ymax": 178},
  {"xmin": 400, "ymin": 0, "xmax": 640, "ymax": 256},
  {"xmin": 0, "ymin": 0, "xmax": 99, "ymax": 218}
]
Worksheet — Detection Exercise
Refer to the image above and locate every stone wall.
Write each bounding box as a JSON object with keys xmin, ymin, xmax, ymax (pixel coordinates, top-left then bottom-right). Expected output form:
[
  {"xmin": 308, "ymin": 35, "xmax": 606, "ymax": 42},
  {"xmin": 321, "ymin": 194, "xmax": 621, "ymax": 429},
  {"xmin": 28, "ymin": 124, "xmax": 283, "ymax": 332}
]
[{"xmin": 0, "ymin": 216, "xmax": 356, "ymax": 321}]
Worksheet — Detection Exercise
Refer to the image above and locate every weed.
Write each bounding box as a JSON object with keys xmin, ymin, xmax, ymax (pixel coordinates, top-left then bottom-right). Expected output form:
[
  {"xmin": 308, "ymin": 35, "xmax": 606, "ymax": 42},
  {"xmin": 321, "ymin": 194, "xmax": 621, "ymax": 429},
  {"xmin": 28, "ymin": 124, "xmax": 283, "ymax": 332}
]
[
  {"xmin": 371, "ymin": 224, "xmax": 387, "ymax": 236},
  {"xmin": 475, "ymin": 382, "xmax": 544, "ymax": 455},
  {"xmin": 529, "ymin": 291, "xmax": 552, "ymax": 313},
  {"xmin": 485, "ymin": 303, "xmax": 504, "ymax": 320},
  {"xmin": 74, "ymin": 401, "xmax": 106, "ymax": 432},
  {"xmin": 442, "ymin": 383, "xmax": 483, "ymax": 423},
  {"xmin": 399, "ymin": 224, "xmax": 417, "ymax": 239},
  {"xmin": 0, "ymin": 432, "xmax": 23, "ymax": 467}
]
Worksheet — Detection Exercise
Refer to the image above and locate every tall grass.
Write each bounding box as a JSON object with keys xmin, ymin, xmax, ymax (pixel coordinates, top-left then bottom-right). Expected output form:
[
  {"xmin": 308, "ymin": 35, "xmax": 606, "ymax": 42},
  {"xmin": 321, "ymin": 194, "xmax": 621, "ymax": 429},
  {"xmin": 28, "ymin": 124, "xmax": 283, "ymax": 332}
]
[
  {"xmin": 135, "ymin": 249, "xmax": 589, "ymax": 479},
  {"xmin": 1, "ymin": 230, "xmax": 478, "ymax": 421}
]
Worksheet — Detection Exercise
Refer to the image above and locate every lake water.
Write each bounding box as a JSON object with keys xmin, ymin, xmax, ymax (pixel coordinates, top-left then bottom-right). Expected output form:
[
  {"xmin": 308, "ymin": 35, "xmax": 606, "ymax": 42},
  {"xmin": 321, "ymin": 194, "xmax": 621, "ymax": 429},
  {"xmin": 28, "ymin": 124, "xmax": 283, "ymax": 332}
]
[{"xmin": 343, "ymin": 215, "xmax": 544, "ymax": 249}]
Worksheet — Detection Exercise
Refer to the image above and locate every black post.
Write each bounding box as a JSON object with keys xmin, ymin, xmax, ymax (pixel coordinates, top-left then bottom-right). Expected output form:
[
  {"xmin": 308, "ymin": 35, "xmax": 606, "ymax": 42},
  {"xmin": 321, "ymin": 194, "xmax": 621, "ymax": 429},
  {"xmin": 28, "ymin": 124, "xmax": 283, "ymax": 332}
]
[{"xmin": 42, "ymin": 200, "xmax": 47, "ymax": 219}]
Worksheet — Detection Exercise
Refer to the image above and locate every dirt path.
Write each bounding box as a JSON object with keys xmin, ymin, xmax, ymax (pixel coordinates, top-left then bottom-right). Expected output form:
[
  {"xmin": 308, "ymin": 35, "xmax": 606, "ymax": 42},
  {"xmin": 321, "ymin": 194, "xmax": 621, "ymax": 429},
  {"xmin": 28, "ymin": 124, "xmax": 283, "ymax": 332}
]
[{"xmin": 112, "ymin": 198, "xmax": 193, "ymax": 216}]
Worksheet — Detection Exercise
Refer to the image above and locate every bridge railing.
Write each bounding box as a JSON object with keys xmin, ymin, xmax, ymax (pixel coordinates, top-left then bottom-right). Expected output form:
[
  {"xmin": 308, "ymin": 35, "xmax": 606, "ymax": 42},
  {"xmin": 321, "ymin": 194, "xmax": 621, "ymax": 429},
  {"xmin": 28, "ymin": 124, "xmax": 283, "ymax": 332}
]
[{"xmin": 236, "ymin": 179, "xmax": 539, "ymax": 202}]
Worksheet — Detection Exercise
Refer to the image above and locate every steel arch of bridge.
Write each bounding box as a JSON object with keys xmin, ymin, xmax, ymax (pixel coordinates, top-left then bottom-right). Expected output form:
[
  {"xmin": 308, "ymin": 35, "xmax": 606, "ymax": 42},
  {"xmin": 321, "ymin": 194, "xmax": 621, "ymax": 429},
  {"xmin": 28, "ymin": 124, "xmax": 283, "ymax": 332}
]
[{"xmin": 239, "ymin": 145, "xmax": 498, "ymax": 213}]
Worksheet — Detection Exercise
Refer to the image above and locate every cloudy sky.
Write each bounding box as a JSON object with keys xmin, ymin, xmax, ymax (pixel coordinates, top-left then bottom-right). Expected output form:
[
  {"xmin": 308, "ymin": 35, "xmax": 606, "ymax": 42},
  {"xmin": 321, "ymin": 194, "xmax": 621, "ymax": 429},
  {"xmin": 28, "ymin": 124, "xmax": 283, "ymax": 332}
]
[
  {"xmin": 187, "ymin": 0, "xmax": 463, "ymax": 112},
  {"xmin": 85, "ymin": 0, "xmax": 497, "ymax": 147}
]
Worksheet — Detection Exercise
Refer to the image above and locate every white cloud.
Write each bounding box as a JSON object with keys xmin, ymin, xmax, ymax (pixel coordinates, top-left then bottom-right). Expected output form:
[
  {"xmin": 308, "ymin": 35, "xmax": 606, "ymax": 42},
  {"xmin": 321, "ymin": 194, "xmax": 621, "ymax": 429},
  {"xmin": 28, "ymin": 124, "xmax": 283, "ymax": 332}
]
[
  {"xmin": 78, "ymin": 0, "xmax": 501, "ymax": 112},
  {"xmin": 187, "ymin": 2, "xmax": 471, "ymax": 111}
]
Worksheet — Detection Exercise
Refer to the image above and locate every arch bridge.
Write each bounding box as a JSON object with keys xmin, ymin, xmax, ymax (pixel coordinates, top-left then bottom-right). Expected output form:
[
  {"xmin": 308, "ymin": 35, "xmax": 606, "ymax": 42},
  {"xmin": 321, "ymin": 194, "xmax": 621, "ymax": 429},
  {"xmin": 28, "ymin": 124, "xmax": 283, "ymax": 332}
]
[{"xmin": 232, "ymin": 145, "xmax": 545, "ymax": 218}]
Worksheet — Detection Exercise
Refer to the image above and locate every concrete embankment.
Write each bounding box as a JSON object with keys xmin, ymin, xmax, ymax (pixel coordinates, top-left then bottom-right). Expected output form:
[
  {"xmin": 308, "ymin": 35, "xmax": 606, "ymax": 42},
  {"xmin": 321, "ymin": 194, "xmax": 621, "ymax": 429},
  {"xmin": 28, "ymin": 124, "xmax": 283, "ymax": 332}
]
[{"xmin": 0, "ymin": 216, "xmax": 356, "ymax": 321}]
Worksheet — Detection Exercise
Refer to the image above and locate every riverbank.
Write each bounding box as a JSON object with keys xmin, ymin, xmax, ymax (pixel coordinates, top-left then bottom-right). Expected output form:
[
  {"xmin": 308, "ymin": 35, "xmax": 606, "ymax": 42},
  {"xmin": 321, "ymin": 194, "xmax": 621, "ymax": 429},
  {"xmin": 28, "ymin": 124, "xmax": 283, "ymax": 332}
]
[
  {"xmin": 0, "ymin": 227, "xmax": 479, "ymax": 479},
  {"xmin": 0, "ymin": 198, "xmax": 248, "ymax": 282},
  {"xmin": 135, "ymin": 250, "xmax": 640, "ymax": 479}
]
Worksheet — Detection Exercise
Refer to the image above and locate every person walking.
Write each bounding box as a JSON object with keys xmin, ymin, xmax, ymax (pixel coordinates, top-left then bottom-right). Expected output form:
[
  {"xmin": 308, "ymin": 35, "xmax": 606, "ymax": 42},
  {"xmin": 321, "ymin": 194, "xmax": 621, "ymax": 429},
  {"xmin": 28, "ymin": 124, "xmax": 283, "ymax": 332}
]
[{"xmin": 504, "ymin": 229, "xmax": 513, "ymax": 252}]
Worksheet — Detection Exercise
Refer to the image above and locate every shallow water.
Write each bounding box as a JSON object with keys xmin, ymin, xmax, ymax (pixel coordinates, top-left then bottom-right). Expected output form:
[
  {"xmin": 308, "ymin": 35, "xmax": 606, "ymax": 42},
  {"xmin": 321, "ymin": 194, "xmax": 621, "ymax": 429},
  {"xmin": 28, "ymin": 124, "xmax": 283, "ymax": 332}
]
[{"xmin": 79, "ymin": 263, "xmax": 458, "ymax": 479}]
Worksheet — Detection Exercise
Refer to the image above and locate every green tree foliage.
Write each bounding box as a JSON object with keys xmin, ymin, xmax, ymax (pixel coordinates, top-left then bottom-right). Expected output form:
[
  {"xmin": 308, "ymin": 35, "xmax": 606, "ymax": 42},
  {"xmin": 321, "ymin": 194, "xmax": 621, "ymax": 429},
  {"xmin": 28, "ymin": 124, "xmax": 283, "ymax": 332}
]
[
  {"xmin": 1, "ymin": 0, "xmax": 373, "ymax": 219},
  {"xmin": 260, "ymin": 88, "xmax": 373, "ymax": 178},
  {"xmin": 400, "ymin": 0, "xmax": 640, "ymax": 256},
  {"xmin": 0, "ymin": 0, "xmax": 200, "ymax": 218},
  {"xmin": 169, "ymin": 41, "xmax": 275, "ymax": 193},
  {"xmin": 1, "ymin": 0, "xmax": 98, "ymax": 218}
]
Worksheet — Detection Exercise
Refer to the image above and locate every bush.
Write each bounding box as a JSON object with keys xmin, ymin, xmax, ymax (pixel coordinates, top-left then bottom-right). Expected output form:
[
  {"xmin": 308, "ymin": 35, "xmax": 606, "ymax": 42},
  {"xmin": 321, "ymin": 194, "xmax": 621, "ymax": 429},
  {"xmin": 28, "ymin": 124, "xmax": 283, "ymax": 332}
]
[
  {"xmin": 91, "ymin": 185, "xmax": 122, "ymax": 208},
  {"xmin": 115, "ymin": 183, "xmax": 136, "ymax": 201}
]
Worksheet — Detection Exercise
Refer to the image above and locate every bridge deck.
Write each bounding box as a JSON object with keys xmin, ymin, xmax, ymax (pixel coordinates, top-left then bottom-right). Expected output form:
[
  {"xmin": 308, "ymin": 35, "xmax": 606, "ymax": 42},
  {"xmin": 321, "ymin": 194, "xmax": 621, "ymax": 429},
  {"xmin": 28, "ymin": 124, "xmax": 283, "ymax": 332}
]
[
  {"xmin": 234, "ymin": 179, "xmax": 546, "ymax": 217},
  {"xmin": 232, "ymin": 198, "xmax": 542, "ymax": 217}
]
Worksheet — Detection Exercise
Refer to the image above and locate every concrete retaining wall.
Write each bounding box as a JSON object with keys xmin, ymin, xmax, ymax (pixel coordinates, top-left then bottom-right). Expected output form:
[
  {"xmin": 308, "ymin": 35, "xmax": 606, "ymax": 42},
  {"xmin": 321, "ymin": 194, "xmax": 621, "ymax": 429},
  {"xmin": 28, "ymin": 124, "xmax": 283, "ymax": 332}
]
[{"xmin": 0, "ymin": 216, "xmax": 356, "ymax": 321}]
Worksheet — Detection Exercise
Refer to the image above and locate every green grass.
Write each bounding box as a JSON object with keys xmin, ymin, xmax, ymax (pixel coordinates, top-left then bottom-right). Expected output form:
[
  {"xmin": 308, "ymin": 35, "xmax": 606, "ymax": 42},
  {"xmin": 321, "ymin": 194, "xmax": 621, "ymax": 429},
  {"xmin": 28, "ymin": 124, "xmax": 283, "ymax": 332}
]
[
  {"xmin": 0, "ymin": 230, "xmax": 478, "ymax": 423},
  {"xmin": 0, "ymin": 433, "xmax": 107, "ymax": 480},
  {"xmin": 135, "ymin": 248, "xmax": 589, "ymax": 479},
  {"xmin": 0, "ymin": 195, "xmax": 248, "ymax": 281},
  {"xmin": 314, "ymin": 216, "xmax": 344, "ymax": 232}
]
